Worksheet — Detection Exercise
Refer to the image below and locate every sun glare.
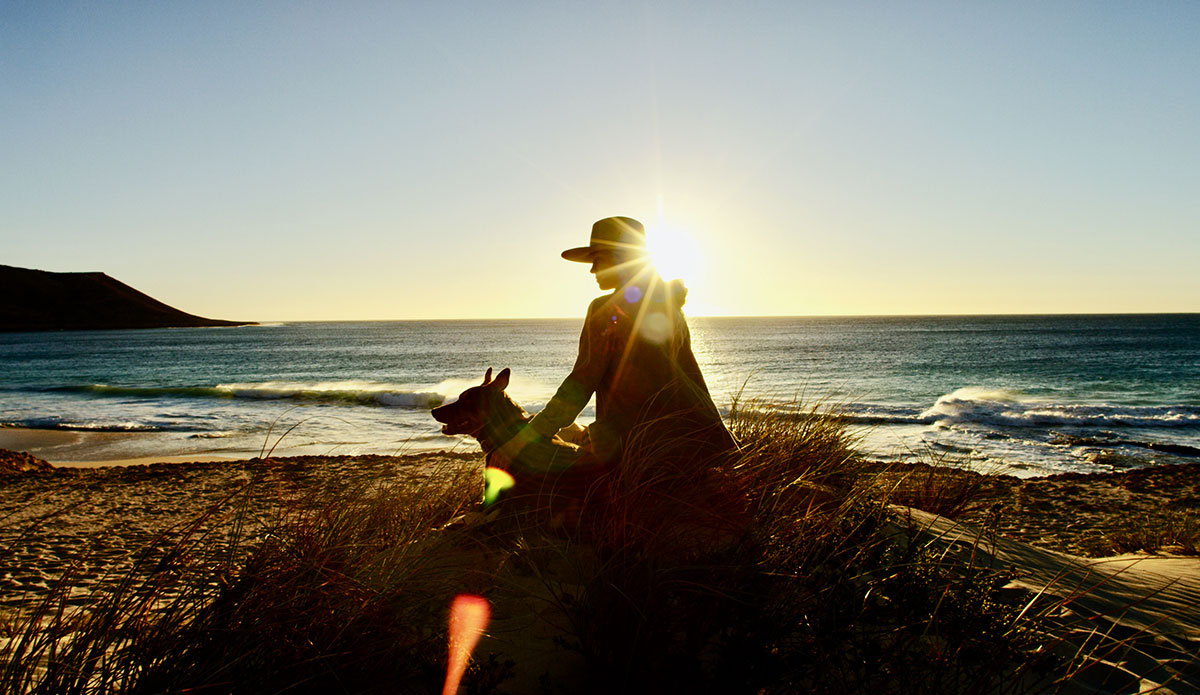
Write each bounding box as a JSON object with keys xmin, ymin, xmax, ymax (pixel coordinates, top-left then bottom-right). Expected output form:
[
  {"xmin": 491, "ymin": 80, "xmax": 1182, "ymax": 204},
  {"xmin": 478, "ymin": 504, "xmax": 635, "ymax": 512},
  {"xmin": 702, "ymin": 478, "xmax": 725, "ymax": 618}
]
[{"xmin": 646, "ymin": 223, "xmax": 706, "ymax": 288}]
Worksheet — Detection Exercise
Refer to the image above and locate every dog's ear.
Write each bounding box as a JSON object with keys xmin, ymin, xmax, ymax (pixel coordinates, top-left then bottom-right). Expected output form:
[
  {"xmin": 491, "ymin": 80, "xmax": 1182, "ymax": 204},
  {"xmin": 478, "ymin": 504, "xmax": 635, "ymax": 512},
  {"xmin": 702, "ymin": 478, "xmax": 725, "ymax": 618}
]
[
  {"xmin": 482, "ymin": 367, "xmax": 493, "ymax": 385},
  {"xmin": 492, "ymin": 367, "xmax": 511, "ymax": 391}
]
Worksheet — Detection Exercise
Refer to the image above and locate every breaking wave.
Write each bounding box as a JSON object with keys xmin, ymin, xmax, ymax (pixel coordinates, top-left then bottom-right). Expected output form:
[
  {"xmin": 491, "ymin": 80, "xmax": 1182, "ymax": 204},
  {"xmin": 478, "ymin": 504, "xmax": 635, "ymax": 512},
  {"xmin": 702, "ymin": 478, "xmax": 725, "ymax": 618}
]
[
  {"xmin": 919, "ymin": 387, "xmax": 1200, "ymax": 430},
  {"xmin": 0, "ymin": 418, "xmax": 171, "ymax": 432},
  {"xmin": 838, "ymin": 387, "xmax": 1200, "ymax": 431}
]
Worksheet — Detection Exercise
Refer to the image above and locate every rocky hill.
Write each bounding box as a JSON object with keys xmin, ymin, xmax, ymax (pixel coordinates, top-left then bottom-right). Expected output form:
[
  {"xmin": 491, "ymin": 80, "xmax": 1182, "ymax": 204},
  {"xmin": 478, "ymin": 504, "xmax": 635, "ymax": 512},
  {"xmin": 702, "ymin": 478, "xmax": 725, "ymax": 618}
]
[{"xmin": 0, "ymin": 264, "xmax": 253, "ymax": 331}]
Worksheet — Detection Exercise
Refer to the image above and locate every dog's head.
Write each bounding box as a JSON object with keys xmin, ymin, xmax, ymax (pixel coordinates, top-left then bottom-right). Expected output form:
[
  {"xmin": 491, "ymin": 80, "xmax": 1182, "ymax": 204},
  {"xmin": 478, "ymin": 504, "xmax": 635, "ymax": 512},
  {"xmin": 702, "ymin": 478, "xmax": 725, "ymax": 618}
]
[{"xmin": 431, "ymin": 367, "xmax": 512, "ymax": 437}]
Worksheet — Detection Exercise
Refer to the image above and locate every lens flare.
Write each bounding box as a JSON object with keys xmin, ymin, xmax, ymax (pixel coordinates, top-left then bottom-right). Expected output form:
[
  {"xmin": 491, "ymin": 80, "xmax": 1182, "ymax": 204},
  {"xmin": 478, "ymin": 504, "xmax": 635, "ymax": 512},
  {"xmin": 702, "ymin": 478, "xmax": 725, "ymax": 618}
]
[
  {"xmin": 639, "ymin": 311, "xmax": 671, "ymax": 344},
  {"xmin": 443, "ymin": 594, "xmax": 491, "ymax": 695},
  {"xmin": 483, "ymin": 467, "xmax": 515, "ymax": 506}
]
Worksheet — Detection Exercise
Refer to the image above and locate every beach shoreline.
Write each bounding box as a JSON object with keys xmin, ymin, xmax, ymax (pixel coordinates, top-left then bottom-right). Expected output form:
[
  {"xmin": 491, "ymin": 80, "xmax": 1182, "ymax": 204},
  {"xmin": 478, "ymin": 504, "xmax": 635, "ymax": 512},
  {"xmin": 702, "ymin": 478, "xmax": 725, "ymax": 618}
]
[
  {"xmin": 0, "ymin": 426, "xmax": 275, "ymax": 467},
  {"xmin": 0, "ymin": 424, "xmax": 473, "ymax": 466}
]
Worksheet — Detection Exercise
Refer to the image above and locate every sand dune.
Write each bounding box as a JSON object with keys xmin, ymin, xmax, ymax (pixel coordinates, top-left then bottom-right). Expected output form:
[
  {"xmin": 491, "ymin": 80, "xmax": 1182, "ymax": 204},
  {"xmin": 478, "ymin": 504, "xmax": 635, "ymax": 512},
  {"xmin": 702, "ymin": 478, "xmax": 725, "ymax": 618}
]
[{"xmin": 904, "ymin": 508, "xmax": 1200, "ymax": 693}]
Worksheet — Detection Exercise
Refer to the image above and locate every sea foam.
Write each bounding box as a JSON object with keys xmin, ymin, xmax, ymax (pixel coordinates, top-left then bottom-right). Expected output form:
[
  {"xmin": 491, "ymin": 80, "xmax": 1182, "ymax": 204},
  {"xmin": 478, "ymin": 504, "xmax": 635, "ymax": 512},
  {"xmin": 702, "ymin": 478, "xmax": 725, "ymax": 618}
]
[
  {"xmin": 919, "ymin": 387, "xmax": 1200, "ymax": 429},
  {"xmin": 72, "ymin": 382, "xmax": 448, "ymax": 409}
]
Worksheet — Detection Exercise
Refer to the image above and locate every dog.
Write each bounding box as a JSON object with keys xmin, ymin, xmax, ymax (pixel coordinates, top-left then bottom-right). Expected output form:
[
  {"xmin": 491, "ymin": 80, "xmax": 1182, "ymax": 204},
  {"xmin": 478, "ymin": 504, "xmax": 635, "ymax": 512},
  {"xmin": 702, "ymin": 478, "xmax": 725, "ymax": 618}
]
[
  {"xmin": 433, "ymin": 369, "xmax": 752, "ymax": 553},
  {"xmin": 432, "ymin": 368, "xmax": 601, "ymax": 513}
]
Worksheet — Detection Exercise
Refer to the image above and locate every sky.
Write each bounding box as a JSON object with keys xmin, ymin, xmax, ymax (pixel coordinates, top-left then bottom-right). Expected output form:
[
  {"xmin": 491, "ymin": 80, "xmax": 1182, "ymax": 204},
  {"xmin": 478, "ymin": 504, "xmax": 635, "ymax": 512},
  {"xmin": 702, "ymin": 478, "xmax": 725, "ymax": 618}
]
[{"xmin": 2, "ymin": 1, "xmax": 1198, "ymax": 320}]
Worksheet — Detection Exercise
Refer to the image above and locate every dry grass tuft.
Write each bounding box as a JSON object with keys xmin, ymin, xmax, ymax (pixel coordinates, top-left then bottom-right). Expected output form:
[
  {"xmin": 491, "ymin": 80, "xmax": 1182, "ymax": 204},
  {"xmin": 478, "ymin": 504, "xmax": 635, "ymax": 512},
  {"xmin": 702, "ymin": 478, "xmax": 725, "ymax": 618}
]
[
  {"xmin": 1102, "ymin": 511, "xmax": 1200, "ymax": 556},
  {"xmin": 873, "ymin": 456, "xmax": 1001, "ymax": 520}
]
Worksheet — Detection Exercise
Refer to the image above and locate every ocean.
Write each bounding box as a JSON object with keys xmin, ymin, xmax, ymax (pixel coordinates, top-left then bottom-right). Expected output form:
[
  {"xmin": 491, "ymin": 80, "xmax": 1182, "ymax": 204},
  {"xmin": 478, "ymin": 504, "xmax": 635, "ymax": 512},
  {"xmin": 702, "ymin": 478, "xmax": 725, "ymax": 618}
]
[{"xmin": 1, "ymin": 315, "xmax": 1197, "ymax": 477}]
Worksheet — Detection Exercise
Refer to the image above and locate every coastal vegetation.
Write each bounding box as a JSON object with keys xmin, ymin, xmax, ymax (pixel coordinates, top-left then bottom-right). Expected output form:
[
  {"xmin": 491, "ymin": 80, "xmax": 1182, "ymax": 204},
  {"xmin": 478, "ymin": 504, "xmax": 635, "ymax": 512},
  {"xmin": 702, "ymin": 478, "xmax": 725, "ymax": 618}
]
[{"xmin": 0, "ymin": 401, "xmax": 1195, "ymax": 693}]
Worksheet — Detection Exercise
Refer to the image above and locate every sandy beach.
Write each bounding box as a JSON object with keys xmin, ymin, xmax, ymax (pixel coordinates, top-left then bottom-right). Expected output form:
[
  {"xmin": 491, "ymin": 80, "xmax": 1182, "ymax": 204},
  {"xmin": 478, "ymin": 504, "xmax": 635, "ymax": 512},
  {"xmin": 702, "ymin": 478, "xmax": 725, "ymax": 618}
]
[
  {"xmin": 2, "ymin": 444, "xmax": 1198, "ymax": 692},
  {"xmin": 1, "ymin": 450, "xmax": 481, "ymax": 612}
]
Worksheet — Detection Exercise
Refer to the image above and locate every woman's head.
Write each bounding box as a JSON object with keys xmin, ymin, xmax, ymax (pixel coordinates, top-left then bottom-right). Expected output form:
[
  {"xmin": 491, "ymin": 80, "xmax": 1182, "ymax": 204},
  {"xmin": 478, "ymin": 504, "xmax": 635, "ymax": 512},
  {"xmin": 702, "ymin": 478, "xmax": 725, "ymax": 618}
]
[
  {"xmin": 560, "ymin": 216, "xmax": 653, "ymax": 290},
  {"xmin": 589, "ymin": 249, "xmax": 651, "ymax": 290}
]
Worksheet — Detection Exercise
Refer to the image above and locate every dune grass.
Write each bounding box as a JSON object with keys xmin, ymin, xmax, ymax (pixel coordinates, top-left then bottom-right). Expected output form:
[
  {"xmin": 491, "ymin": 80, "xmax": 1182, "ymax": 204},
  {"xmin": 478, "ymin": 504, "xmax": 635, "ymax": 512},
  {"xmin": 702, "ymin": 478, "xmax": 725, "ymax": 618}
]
[
  {"xmin": 1102, "ymin": 510, "xmax": 1200, "ymax": 556},
  {"xmin": 0, "ymin": 463, "xmax": 510, "ymax": 695},
  {"xmin": 0, "ymin": 399, "xmax": 1085, "ymax": 694},
  {"xmin": 870, "ymin": 451, "xmax": 1004, "ymax": 521}
]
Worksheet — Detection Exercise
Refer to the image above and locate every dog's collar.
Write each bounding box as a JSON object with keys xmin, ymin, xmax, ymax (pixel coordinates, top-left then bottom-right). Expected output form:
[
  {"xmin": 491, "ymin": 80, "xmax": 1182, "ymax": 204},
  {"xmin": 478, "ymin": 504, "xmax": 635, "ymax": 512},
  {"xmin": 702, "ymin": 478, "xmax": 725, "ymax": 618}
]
[{"xmin": 480, "ymin": 414, "xmax": 533, "ymax": 458}]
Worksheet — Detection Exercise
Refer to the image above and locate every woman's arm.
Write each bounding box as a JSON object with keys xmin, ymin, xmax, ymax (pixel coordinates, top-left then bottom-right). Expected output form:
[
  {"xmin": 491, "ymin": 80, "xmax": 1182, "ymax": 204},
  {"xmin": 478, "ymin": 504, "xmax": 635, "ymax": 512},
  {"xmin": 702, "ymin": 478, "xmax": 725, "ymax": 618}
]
[{"xmin": 528, "ymin": 296, "xmax": 613, "ymax": 437}]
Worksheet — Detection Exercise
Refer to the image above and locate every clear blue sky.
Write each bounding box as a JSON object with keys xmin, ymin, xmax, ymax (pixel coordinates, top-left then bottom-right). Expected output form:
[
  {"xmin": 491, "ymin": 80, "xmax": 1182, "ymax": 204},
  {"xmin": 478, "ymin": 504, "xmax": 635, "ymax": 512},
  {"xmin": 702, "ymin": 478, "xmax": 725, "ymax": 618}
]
[{"xmin": 3, "ymin": 1, "xmax": 1197, "ymax": 319}]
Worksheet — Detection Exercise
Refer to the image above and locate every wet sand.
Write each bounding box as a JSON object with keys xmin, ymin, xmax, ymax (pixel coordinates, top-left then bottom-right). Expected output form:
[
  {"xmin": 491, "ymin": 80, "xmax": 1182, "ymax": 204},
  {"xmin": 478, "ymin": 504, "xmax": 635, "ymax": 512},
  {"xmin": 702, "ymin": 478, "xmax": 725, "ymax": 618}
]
[{"xmin": 0, "ymin": 426, "xmax": 243, "ymax": 467}]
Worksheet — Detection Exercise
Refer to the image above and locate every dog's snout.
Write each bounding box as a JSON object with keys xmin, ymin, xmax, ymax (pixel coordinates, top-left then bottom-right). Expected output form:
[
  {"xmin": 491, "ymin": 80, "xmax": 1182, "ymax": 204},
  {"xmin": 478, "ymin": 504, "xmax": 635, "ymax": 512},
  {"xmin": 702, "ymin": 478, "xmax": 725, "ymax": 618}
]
[{"xmin": 431, "ymin": 403, "xmax": 454, "ymax": 424}]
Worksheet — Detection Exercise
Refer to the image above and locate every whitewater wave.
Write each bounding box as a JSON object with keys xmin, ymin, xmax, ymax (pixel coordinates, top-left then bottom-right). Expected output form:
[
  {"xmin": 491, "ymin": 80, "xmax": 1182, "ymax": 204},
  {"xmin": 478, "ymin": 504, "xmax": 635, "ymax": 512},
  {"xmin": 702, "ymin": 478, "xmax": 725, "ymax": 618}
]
[
  {"xmin": 0, "ymin": 418, "xmax": 170, "ymax": 433},
  {"xmin": 63, "ymin": 382, "xmax": 449, "ymax": 409},
  {"xmin": 840, "ymin": 404, "xmax": 930, "ymax": 426},
  {"xmin": 834, "ymin": 388, "xmax": 1200, "ymax": 432},
  {"xmin": 918, "ymin": 387, "xmax": 1200, "ymax": 430}
]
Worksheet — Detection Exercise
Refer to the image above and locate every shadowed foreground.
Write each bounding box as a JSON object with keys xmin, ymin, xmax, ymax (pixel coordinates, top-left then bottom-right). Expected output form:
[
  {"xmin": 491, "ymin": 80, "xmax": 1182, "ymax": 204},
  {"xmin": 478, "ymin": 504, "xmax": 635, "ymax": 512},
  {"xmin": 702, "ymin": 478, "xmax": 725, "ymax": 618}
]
[{"xmin": 2, "ymin": 404, "xmax": 1198, "ymax": 694}]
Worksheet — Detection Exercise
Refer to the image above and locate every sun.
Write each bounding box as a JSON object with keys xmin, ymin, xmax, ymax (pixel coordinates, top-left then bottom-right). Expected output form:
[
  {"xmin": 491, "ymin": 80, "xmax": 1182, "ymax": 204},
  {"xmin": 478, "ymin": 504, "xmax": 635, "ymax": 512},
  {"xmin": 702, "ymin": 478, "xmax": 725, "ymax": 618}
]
[{"xmin": 646, "ymin": 222, "xmax": 706, "ymax": 289}]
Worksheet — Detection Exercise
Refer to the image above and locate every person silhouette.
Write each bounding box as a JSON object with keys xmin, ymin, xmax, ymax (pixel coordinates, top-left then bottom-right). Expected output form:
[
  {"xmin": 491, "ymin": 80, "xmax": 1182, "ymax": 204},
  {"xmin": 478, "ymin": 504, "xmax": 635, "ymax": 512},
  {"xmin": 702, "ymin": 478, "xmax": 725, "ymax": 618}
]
[{"xmin": 498, "ymin": 216, "xmax": 736, "ymax": 471}]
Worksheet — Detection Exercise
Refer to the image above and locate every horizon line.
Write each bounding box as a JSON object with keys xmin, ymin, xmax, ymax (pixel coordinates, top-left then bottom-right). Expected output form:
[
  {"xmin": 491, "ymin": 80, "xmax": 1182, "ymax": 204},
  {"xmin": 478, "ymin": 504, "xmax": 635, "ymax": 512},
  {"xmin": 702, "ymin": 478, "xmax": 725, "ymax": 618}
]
[{"xmin": 243, "ymin": 311, "xmax": 1200, "ymax": 323}]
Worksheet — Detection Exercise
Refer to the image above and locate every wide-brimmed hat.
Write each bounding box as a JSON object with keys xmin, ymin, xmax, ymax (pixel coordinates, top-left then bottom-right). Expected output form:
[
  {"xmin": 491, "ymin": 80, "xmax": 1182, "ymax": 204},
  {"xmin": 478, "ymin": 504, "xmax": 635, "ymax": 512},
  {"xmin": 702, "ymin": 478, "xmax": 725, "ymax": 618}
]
[{"xmin": 561, "ymin": 216, "xmax": 647, "ymax": 263}]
